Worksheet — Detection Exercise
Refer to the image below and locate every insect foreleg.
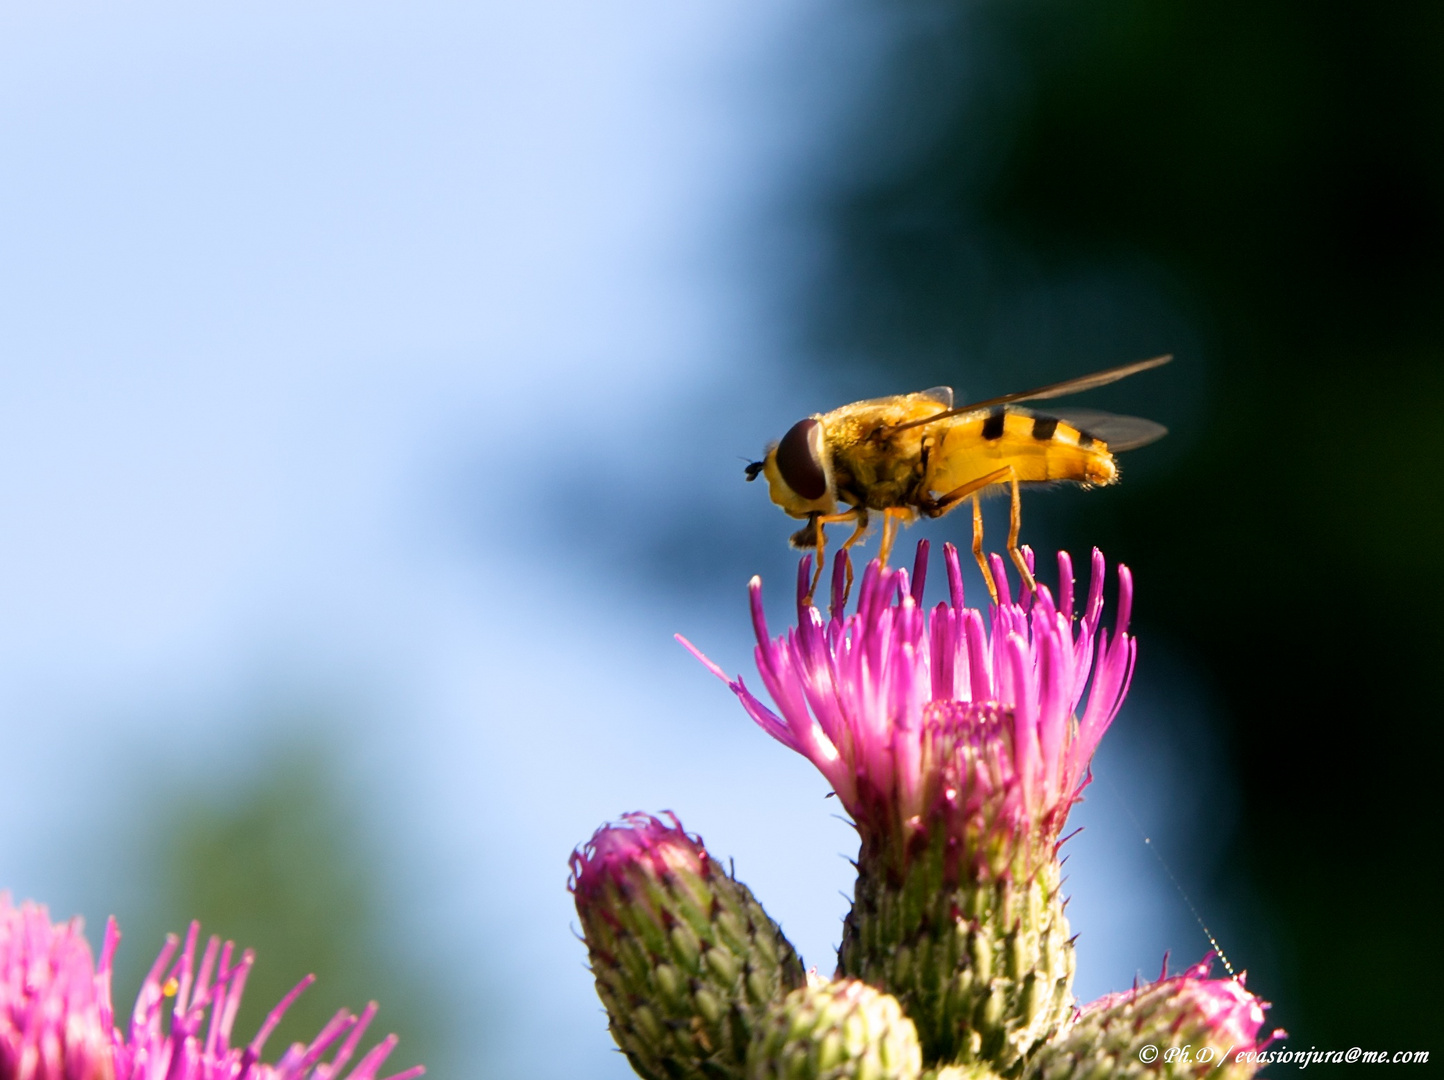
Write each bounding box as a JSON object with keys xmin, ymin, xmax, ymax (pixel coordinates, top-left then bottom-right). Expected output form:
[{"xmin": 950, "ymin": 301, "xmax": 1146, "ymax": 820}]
[
  {"xmin": 806, "ymin": 509, "xmax": 866, "ymax": 605},
  {"xmin": 809, "ymin": 517, "xmax": 827, "ymax": 606}
]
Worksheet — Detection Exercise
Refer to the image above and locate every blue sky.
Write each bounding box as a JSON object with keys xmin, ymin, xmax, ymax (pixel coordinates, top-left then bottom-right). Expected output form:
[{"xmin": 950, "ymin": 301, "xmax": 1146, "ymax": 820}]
[{"xmin": 0, "ymin": 4, "xmax": 1222, "ymax": 1077}]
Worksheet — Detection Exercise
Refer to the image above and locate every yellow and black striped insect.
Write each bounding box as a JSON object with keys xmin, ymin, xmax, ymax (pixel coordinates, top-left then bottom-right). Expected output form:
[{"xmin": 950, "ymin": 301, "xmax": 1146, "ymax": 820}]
[{"xmin": 745, "ymin": 355, "xmax": 1171, "ymax": 600}]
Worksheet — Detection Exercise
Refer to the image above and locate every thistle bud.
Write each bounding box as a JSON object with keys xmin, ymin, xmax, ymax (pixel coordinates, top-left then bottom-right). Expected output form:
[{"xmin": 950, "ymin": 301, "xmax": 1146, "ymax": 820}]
[
  {"xmin": 747, "ymin": 978, "xmax": 921, "ymax": 1080},
  {"xmin": 570, "ymin": 813, "xmax": 806, "ymax": 1080},
  {"xmin": 1025, "ymin": 956, "xmax": 1279, "ymax": 1080}
]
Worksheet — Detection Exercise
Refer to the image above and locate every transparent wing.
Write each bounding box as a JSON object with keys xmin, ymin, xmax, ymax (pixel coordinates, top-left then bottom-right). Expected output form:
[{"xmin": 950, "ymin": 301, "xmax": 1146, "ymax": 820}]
[
  {"xmin": 1050, "ymin": 409, "xmax": 1168, "ymax": 452},
  {"xmin": 882, "ymin": 355, "xmax": 1171, "ymax": 436},
  {"xmin": 956, "ymin": 354, "xmax": 1171, "ymax": 411}
]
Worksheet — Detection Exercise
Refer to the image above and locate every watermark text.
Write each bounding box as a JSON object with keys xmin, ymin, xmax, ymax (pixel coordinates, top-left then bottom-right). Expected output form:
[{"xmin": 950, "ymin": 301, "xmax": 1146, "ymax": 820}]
[{"xmin": 1137, "ymin": 1043, "xmax": 1430, "ymax": 1067}]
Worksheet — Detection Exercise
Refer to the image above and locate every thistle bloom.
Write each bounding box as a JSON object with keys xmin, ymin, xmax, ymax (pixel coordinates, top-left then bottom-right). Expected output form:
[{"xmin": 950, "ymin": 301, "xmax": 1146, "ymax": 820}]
[
  {"xmin": 680, "ymin": 542, "xmax": 1135, "ymax": 877},
  {"xmin": 0, "ymin": 894, "xmax": 421, "ymax": 1080},
  {"xmin": 679, "ymin": 543, "xmax": 1136, "ymax": 1064}
]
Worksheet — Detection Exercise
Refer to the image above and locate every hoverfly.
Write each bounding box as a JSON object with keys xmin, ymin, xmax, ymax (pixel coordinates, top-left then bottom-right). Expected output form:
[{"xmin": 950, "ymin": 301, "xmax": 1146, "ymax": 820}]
[{"xmin": 745, "ymin": 355, "xmax": 1171, "ymax": 601}]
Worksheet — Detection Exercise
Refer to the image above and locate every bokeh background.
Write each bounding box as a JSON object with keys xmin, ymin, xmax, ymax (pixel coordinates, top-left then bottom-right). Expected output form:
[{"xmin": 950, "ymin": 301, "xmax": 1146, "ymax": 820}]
[{"xmin": 2, "ymin": 2, "xmax": 1436, "ymax": 1076}]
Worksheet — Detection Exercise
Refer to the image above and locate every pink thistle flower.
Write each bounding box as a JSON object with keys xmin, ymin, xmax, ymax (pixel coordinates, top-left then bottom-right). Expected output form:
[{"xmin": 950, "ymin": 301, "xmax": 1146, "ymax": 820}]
[
  {"xmin": 0, "ymin": 894, "xmax": 422, "ymax": 1080},
  {"xmin": 680, "ymin": 542, "xmax": 1135, "ymax": 878}
]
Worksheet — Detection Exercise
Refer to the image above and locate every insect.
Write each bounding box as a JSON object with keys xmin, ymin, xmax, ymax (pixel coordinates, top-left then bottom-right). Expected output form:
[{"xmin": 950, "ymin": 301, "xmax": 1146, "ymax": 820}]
[{"xmin": 745, "ymin": 355, "xmax": 1171, "ymax": 601}]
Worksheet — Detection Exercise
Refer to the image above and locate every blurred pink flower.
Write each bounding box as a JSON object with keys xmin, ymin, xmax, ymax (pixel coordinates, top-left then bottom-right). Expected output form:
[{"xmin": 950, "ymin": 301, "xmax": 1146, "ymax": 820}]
[
  {"xmin": 680, "ymin": 543, "xmax": 1135, "ymax": 876},
  {"xmin": 1, "ymin": 895, "xmax": 112, "ymax": 1080},
  {"xmin": 0, "ymin": 894, "xmax": 421, "ymax": 1080}
]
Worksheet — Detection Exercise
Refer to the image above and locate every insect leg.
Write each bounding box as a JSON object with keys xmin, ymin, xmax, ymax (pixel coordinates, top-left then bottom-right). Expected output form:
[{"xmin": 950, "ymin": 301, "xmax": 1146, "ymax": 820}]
[
  {"xmin": 1005, "ymin": 468, "xmax": 1037, "ymax": 595},
  {"xmin": 837, "ymin": 509, "xmax": 870, "ymax": 550},
  {"xmin": 918, "ymin": 465, "xmax": 1010, "ymax": 603},
  {"xmin": 809, "ymin": 516, "xmax": 828, "ymax": 605},
  {"xmin": 971, "ymin": 494, "xmax": 997, "ymax": 603},
  {"xmin": 922, "ymin": 466, "xmax": 1012, "ymax": 518},
  {"xmin": 806, "ymin": 510, "xmax": 864, "ymax": 605},
  {"xmin": 836, "ymin": 509, "xmax": 869, "ymax": 606},
  {"xmin": 878, "ymin": 511, "xmax": 897, "ymax": 566}
]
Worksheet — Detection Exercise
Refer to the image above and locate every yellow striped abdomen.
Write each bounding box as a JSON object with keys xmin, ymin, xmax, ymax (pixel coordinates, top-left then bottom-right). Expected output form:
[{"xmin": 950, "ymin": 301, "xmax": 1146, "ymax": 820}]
[{"xmin": 926, "ymin": 408, "xmax": 1118, "ymax": 495}]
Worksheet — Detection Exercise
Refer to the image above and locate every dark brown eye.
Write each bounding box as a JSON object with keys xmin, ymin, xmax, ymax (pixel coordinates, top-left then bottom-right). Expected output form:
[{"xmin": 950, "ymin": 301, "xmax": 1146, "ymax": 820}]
[{"xmin": 775, "ymin": 418, "xmax": 827, "ymax": 499}]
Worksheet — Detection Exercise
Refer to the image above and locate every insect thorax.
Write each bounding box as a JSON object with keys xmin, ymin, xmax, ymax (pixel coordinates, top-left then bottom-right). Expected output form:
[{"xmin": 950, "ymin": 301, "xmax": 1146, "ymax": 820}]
[{"xmin": 830, "ymin": 429, "xmax": 931, "ymax": 510}]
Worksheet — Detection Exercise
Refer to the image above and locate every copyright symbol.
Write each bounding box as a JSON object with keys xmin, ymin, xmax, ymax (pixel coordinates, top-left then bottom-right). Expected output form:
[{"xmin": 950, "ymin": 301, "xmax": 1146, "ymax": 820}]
[
  {"xmin": 1346, "ymin": 1048, "xmax": 1361, "ymax": 1063},
  {"xmin": 1139, "ymin": 1044, "xmax": 1159, "ymax": 1063}
]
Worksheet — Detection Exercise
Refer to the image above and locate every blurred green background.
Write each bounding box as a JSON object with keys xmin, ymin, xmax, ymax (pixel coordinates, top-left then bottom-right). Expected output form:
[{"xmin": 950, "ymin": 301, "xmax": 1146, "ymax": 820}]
[{"xmin": 799, "ymin": 0, "xmax": 1443, "ymax": 1056}]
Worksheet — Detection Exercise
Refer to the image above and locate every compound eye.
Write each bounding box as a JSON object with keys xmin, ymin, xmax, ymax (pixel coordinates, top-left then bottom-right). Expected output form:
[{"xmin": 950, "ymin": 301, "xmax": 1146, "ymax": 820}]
[{"xmin": 775, "ymin": 418, "xmax": 828, "ymax": 500}]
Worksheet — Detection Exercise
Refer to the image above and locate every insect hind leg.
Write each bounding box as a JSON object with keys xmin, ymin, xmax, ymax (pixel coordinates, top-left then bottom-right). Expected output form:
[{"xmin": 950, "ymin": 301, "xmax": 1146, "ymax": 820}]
[
  {"xmin": 971, "ymin": 494, "xmax": 995, "ymax": 603},
  {"xmin": 1005, "ymin": 469, "xmax": 1036, "ymax": 596},
  {"xmin": 921, "ymin": 466, "xmax": 1012, "ymax": 519}
]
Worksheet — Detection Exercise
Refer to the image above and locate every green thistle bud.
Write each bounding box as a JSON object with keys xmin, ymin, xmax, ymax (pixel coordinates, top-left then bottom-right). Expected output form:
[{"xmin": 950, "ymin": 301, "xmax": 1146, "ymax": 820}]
[
  {"xmin": 571, "ymin": 813, "xmax": 807, "ymax": 1080},
  {"xmin": 747, "ymin": 978, "xmax": 922, "ymax": 1080},
  {"xmin": 1025, "ymin": 956, "xmax": 1278, "ymax": 1080}
]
